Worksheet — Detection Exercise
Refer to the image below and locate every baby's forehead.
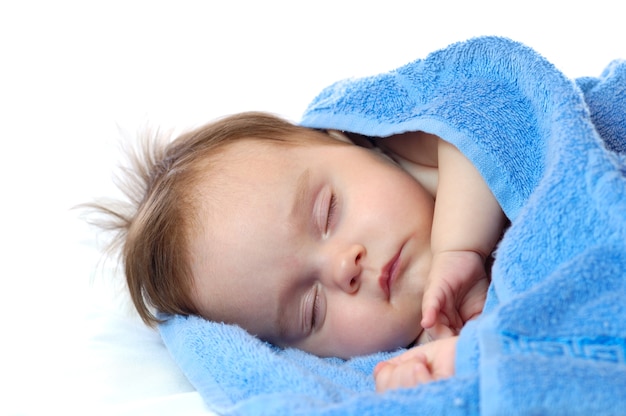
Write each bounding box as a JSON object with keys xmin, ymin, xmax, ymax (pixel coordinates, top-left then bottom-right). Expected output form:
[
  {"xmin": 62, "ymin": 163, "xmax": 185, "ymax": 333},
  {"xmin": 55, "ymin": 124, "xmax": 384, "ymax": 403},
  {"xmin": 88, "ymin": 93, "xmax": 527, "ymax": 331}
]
[
  {"xmin": 193, "ymin": 128, "xmax": 357, "ymax": 215},
  {"xmin": 192, "ymin": 138, "xmax": 299, "ymax": 199},
  {"xmin": 193, "ymin": 130, "xmax": 352, "ymax": 202},
  {"xmin": 220, "ymin": 131, "xmax": 344, "ymax": 158}
]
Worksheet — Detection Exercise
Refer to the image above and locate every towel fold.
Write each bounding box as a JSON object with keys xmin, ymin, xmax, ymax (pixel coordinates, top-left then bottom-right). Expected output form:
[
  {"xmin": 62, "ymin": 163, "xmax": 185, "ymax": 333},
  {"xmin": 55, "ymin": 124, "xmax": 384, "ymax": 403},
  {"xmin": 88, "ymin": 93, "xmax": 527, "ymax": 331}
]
[{"xmin": 159, "ymin": 36, "xmax": 626, "ymax": 415}]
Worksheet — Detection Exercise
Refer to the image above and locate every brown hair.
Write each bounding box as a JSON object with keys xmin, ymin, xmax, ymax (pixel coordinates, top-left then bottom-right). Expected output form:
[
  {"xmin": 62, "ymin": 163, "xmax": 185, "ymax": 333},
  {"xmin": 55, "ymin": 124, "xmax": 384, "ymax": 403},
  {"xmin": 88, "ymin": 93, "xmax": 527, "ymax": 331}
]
[{"xmin": 85, "ymin": 112, "xmax": 325, "ymax": 326}]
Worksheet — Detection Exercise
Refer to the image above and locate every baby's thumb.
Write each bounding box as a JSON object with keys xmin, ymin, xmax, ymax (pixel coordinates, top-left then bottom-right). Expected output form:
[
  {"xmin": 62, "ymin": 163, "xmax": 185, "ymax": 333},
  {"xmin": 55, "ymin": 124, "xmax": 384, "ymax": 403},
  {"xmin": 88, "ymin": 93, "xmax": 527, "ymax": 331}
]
[
  {"xmin": 421, "ymin": 304, "xmax": 438, "ymax": 329},
  {"xmin": 421, "ymin": 286, "xmax": 444, "ymax": 328}
]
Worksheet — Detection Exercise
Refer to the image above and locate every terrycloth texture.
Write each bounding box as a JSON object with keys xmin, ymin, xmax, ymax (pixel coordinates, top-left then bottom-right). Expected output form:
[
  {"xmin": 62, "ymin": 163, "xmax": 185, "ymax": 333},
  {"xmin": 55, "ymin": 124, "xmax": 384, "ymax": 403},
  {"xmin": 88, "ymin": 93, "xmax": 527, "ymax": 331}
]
[{"xmin": 159, "ymin": 37, "xmax": 626, "ymax": 415}]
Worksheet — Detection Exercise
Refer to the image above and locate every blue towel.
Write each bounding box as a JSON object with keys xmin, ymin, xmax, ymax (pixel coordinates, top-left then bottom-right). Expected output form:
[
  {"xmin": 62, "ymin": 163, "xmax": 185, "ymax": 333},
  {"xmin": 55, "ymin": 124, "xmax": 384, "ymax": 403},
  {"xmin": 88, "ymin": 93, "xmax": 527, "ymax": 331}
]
[{"xmin": 159, "ymin": 36, "xmax": 626, "ymax": 415}]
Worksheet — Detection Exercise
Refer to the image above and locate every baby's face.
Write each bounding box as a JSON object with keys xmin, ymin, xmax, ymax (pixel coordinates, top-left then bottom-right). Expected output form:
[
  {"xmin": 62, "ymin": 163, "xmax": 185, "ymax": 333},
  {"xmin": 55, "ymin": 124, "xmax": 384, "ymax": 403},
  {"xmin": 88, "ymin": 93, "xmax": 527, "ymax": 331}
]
[{"xmin": 189, "ymin": 134, "xmax": 434, "ymax": 358}]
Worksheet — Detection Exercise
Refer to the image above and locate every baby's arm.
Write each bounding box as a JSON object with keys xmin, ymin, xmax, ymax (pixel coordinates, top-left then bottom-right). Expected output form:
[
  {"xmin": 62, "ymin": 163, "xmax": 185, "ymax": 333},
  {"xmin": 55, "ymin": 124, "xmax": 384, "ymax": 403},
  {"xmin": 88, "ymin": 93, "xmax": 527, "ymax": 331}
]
[
  {"xmin": 374, "ymin": 336, "xmax": 458, "ymax": 392},
  {"xmin": 421, "ymin": 139, "xmax": 506, "ymax": 336}
]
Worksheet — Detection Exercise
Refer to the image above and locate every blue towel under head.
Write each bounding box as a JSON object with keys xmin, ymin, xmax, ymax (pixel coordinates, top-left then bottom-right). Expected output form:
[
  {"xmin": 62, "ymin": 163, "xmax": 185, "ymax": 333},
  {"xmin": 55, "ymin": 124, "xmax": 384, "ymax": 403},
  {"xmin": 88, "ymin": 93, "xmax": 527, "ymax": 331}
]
[{"xmin": 159, "ymin": 37, "xmax": 626, "ymax": 415}]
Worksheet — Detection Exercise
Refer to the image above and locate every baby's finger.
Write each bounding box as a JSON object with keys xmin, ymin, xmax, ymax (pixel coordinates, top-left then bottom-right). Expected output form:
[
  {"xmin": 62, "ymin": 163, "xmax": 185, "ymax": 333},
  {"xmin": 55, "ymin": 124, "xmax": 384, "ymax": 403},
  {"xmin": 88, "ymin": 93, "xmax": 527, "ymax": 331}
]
[
  {"xmin": 374, "ymin": 362, "xmax": 397, "ymax": 392},
  {"xmin": 420, "ymin": 305, "xmax": 439, "ymax": 329},
  {"xmin": 373, "ymin": 360, "xmax": 389, "ymax": 378},
  {"xmin": 412, "ymin": 361, "xmax": 435, "ymax": 384},
  {"xmin": 440, "ymin": 304, "xmax": 464, "ymax": 331},
  {"xmin": 421, "ymin": 287, "xmax": 447, "ymax": 328},
  {"xmin": 374, "ymin": 357, "xmax": 432, "ymax": 392},
  {"xmin": 383, "ymin": 347, "xmax": 427, "ymax": 366}
]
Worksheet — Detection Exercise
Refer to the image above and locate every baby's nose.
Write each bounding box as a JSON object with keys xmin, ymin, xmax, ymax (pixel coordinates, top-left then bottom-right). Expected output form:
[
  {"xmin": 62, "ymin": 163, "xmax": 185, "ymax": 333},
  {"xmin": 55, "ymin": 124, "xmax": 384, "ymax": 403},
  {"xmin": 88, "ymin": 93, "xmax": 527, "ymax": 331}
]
[{"xmin": 329, "ymin": 244, "xmax": 364, "ymax": 293}]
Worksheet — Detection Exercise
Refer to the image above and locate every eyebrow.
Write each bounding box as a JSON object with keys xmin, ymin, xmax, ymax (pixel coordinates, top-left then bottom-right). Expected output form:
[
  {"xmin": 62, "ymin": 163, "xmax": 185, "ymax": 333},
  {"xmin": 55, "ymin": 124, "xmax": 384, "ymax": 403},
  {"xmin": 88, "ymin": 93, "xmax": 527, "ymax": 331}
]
[{"xmin": 290, "ymin": 168, "xmax": 311, "ymax": 222}]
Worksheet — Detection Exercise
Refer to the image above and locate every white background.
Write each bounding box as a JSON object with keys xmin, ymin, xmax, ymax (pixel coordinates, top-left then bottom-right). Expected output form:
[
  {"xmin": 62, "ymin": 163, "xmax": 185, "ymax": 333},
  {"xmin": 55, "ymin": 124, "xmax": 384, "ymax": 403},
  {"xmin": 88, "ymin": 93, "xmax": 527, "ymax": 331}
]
[{"xmin": 1, "ymin": 1, "xmax": 624, "ymax": 414}]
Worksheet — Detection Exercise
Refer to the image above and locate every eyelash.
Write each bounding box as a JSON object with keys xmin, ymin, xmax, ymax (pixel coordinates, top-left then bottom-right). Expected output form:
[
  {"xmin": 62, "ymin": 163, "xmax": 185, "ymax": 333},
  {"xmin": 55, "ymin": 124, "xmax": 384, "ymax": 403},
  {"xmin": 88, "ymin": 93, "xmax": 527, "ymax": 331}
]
[
  {"xmin": 308, "ymin": 193, "xmax": 334, "ymax": 332},
  {"xmin": 311, "ymin": 287, "xmax": 320, "ymax": 329},
  {"xmin": 325, "ymin": 194, "xmax": 337, "ymax": 232}
]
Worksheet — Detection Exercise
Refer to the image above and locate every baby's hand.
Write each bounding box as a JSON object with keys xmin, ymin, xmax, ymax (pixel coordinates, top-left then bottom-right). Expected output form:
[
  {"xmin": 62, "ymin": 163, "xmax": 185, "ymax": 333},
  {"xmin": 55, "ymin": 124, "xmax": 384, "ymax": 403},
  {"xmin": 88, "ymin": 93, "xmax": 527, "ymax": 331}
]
[
  {"xmin": 373, "ymin": 336, "xmax": 458, "ymax": 392},
  {"xmin": 421, "ymin": 251, "xmax": 489, "ymax": 339}
]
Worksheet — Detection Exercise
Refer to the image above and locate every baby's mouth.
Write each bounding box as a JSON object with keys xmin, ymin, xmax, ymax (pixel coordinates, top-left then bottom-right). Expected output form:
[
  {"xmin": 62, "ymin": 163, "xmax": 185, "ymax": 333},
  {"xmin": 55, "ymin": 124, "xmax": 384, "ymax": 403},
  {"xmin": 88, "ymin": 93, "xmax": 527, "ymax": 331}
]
[{"xmin": 378, "ymin": 247, "xmax": 402, "ymax": 300}]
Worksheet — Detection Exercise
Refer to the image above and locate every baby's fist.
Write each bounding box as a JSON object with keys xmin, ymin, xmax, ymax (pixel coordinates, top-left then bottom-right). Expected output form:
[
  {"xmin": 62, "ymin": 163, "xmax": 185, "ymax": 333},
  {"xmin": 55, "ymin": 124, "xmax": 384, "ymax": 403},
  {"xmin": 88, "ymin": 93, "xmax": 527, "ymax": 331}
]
[
  {"xmin": 373, "ymin": 336, "xmax": 458, "ymax": 393},
  {"xmin": 374, "ymin": 352, "xmax": 433, "ymax": 392}
]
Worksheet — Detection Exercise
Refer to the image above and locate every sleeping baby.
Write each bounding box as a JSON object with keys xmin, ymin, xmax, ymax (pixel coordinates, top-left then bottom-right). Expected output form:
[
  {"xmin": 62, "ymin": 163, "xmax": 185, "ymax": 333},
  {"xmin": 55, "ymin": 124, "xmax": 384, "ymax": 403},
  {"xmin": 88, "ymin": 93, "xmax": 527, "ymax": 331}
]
[{"xmin": 87, "ymin": 111, "xmax": 507, "ymax": 392}]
